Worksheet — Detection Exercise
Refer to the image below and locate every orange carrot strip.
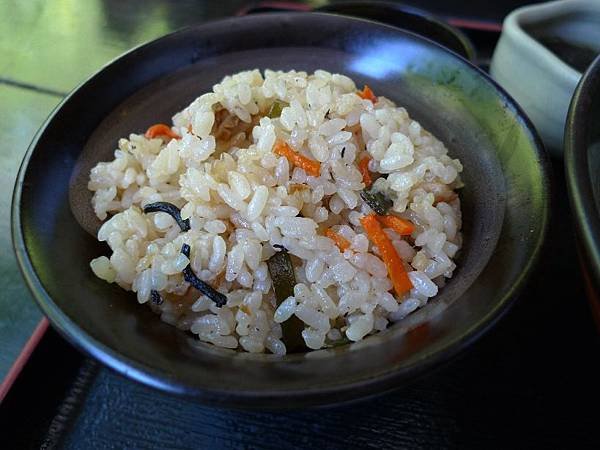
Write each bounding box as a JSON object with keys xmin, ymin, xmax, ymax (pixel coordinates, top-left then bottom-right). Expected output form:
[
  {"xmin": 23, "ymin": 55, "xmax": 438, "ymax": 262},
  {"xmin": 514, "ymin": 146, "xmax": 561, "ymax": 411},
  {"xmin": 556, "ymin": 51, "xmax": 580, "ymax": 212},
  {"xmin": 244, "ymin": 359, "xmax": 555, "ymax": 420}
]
[
  {"xmin": 360, "ymin": 214, "xmax": 413, "ymax": 297},
  {"xmin": 358, "ymin": 156, "xmax": 373, "ymax": 187},
  {"xmin": 357, "ymin": 85, "xmax": 377, "ymax": 102},
  {"xmin": 434, "ymin": 192, "xmax": 458, "ymax": 205},
  {"xmin": 145, "ymin": 124, "xmax": 180, "ymax": 140},
  {"xmin": 377, "ymin": 215, "xmax": 415, "ymax": 236},
  {"xmin": 325, "ymin": 228, "xmax": 351, "ymax": 252},
  {"xmin": 273, "ymin": 140, "xmax": 321, "ymax": 177}
]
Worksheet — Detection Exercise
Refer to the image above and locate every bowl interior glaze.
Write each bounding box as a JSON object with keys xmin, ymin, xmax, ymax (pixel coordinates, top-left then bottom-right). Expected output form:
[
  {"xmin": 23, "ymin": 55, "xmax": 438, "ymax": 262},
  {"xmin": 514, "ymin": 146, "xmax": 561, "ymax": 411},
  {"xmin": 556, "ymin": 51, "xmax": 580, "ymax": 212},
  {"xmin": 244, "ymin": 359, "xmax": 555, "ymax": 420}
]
[{"xmin": 13, "ymin": 13, "xmax": 549, "ymax": 408}]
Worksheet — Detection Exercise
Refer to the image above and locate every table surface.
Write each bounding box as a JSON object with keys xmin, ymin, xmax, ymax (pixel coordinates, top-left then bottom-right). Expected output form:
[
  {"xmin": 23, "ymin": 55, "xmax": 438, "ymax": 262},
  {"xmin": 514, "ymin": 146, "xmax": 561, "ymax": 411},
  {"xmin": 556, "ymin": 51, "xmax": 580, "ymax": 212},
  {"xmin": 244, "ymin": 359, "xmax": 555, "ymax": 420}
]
[{"xmin": 3, "ymin": 1, "xmax": 599, "ymax": 449}]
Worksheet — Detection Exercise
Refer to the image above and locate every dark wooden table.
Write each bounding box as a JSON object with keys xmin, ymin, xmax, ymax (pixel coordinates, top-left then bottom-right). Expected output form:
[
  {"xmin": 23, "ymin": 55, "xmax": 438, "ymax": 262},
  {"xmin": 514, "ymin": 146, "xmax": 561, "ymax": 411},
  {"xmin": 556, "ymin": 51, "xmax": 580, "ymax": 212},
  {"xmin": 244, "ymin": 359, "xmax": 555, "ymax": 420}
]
[{"xmin": 2, "ymin": 1, "xmax": 599, "ymax": 448}]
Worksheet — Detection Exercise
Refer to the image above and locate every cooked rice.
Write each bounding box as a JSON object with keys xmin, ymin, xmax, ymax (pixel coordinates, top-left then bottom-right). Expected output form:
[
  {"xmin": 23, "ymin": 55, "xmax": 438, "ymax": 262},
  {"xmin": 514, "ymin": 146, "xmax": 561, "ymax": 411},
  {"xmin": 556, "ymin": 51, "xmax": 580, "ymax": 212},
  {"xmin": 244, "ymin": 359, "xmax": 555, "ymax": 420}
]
[{"xmin": 88, "ymin": 69, "xmax": 463, "ymax": 354}]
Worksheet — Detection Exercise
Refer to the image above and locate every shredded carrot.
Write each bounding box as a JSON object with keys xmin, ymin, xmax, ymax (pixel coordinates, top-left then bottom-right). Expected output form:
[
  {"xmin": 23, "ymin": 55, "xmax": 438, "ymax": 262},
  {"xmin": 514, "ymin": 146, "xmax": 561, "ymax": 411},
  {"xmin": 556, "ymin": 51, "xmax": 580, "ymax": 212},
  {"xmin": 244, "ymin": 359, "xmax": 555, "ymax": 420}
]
[
  {"xmin": 360, "ymin": 214, "xmax": 413, "ymax": 297},
  {"xmin": 358, "ymin": 156, "xmax": 373, "ymax": 187},
  {"xmin": 273, "ymin": 140, "xmax": 321, "ymax": 177},
  {"xmin": 357, "ymin": 85, "xmax": 377, "ymax": 102},
  {"xmin": 434, "ymin": 192, "xmax": 458, "ymax": 205},
  {"xmin": 377, "ymin": 215, "xmax": 415, "ymax": 236},
  {"xmin": 325, "ymin": 228, "xmax": 351, "ymax": 252},
  {"xmin": 145, "ymin": 124, "xmax": 180, "ymax": 140}
]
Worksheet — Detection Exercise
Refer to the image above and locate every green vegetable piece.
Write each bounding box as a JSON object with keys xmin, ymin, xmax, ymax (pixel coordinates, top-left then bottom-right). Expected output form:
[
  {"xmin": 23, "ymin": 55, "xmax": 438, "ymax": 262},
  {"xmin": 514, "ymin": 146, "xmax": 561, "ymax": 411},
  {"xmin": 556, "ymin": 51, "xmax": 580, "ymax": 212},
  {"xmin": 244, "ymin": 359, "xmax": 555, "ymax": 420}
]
[
  {"xmin": 360, "ymin": 189, "xmax": 393, "ymax": 215},
  {"xmin": 267, "ymin": 100, "xmax": 286, "ymax": 118},
  {"xmin": 267, "ymin": 250, "xmax": 306, "ymax": 352}
]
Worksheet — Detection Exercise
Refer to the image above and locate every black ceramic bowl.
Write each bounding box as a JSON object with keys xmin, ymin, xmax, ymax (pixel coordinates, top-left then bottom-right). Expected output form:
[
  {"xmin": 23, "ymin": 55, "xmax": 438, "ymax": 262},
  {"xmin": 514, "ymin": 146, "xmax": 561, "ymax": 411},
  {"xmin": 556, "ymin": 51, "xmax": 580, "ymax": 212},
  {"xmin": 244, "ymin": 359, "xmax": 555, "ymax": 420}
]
[
  {"xmin": 565, "ymin": 55, "xmax": 600, "ymax": 324},
  {"xmin": 316, "ymin": 1, "xmax": 476, "ymax": 61},
  {"xmin": 12, "ymin": 13, "xmax": 549, "ymax": 408}
]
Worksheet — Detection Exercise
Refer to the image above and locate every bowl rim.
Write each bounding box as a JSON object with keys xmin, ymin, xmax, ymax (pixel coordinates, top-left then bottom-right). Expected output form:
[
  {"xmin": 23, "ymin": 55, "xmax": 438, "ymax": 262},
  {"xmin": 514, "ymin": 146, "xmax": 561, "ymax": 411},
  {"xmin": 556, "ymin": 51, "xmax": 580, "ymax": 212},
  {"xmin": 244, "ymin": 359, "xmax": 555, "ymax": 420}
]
[
  {"xmin": 315, "ymin": 0, "xmax": 477, "ymax": 62},
  {"xmin": 11, "ymin": 12, "xmax": 551, "ymax": 407},
  {"xmin": 502, "ymin": 0, "xmax": 600, "ymax": 82},
  {"xmin": 565, "ymin": 54, "xmax": 600, "ymax": 291}
]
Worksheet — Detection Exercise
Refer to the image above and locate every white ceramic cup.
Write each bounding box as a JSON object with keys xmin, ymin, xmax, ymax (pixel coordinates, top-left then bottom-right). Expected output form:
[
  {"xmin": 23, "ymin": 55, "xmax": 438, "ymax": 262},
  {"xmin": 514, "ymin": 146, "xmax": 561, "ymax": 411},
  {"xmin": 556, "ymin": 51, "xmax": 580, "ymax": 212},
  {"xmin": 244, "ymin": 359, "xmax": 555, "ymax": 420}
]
[{"xmin": 490, "ymin": 0, "xmax": 600, "ymax": 156}]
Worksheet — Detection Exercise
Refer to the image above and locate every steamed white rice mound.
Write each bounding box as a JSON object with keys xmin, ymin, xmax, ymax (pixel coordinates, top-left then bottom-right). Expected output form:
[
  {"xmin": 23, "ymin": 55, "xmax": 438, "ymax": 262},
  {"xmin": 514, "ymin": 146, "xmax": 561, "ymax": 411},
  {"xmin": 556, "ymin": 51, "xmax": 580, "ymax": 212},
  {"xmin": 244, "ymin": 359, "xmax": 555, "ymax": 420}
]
[{"xmin": 88, "ymin": 69, "xmax": 463, "ymax": 355}]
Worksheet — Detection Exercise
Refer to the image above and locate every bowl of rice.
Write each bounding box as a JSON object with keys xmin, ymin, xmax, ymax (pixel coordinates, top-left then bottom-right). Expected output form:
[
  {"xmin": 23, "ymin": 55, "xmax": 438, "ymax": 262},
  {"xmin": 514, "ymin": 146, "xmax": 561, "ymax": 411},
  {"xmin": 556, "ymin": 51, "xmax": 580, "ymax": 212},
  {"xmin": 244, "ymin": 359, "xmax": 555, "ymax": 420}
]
[{"xmin": 12, "ymin": 13, "xmax": 549, "ymax": 407}]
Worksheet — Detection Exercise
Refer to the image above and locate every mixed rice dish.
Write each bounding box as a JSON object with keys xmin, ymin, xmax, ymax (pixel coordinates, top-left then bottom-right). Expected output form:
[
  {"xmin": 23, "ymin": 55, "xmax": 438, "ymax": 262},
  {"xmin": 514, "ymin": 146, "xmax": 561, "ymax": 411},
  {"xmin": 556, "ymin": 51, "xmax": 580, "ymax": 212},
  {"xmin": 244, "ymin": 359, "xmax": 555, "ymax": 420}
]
[{"xmin": 88, "ymin": 69, "xmax": 463, "ymax": 354}]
